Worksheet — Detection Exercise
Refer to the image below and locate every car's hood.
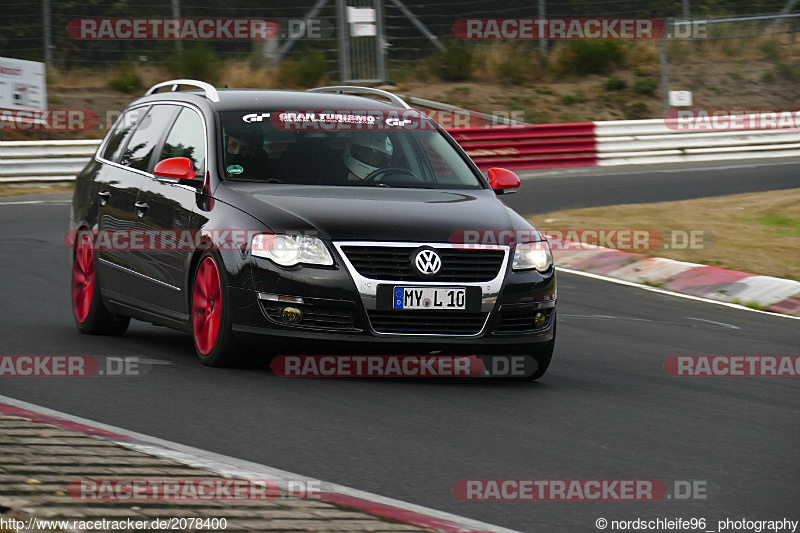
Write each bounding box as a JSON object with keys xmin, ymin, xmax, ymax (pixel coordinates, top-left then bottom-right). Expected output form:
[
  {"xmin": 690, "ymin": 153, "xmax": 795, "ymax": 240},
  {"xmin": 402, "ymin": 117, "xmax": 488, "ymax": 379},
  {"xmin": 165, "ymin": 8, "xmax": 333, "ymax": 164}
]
[{"xmin": 214, "ymin": 183, "xmax": 539, "ymax": 243}]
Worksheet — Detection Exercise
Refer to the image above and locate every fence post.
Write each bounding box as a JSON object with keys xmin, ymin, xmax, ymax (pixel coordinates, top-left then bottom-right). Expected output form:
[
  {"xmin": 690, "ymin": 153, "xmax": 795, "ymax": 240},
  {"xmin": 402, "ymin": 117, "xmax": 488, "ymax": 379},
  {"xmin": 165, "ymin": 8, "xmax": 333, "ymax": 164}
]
[
  {"xmin": 42, "ymin": 0, "xmax": 53, "ymax": 67},
  {"xmin": 659, "ymin": 19, "xmax": 671, "ymax": 115},
  {"xmin": 336, "ymin": 0, "xmax": 349, "ymax": 81},
  {"xmin": 375, "ymin": 0, "xmax": 388, "ymax": 82},
  {"xmin": 538, "ymin": 0, "xmax": 547, "ymax": 56},
  {"xmin": 172, "ymin": 0, "xmax": 183, "ymax": 52}
]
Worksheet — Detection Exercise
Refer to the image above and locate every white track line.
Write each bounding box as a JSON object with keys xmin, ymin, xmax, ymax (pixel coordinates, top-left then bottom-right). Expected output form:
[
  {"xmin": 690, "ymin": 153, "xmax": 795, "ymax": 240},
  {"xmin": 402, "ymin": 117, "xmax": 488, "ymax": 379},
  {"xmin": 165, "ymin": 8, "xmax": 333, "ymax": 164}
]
[
  {"xmin": 686, "ymin": 317, "xmax": 740, "ymax": 329},
  {"xmin": 0, "ymin": 394, "xmax": 521, "ymax": 533},
  {"xmin": 557, "ymin": 267, "xmax": 800, "ymax": 320}
]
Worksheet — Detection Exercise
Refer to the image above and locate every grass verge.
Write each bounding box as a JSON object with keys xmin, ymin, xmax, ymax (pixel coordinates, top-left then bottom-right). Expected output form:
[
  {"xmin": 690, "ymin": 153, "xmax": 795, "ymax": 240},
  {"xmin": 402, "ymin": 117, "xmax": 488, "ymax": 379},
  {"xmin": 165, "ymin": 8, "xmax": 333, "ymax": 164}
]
[
  {"xmin": 527, "ymin": 188, "xmax": 800, "ymax": 281},
  {"xmin": 0, "ymin": 185, "xmax": 74, "ymax": 197}
]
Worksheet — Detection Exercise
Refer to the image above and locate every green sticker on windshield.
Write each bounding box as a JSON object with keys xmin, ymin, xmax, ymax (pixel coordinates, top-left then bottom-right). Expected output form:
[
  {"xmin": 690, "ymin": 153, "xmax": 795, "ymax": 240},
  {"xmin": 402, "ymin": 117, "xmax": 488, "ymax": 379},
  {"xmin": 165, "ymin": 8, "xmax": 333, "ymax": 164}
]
[{"xmin": 227, "ymin": 165, "xmax": 243, "ymax": 175}]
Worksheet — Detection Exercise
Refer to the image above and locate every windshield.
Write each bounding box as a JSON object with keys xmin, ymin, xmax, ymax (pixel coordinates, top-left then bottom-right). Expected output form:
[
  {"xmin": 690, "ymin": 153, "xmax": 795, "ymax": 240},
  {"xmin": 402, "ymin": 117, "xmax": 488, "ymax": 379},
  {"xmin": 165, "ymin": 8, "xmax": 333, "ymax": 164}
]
[{"xmin": 218, "ymin": 111, "xmax": 484, "ymax": 189}]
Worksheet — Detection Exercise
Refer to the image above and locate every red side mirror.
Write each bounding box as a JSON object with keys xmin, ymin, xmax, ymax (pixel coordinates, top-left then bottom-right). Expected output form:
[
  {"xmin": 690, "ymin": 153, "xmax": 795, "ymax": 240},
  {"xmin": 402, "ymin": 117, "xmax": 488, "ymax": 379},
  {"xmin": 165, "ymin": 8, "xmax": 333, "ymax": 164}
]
[
  {"xmin": 154, "ymin": 157, "xmax": 197, "ymax": 182},
  {"xmin": 487, "ymin": 168, "xmax": 521, "ymax": 194}
]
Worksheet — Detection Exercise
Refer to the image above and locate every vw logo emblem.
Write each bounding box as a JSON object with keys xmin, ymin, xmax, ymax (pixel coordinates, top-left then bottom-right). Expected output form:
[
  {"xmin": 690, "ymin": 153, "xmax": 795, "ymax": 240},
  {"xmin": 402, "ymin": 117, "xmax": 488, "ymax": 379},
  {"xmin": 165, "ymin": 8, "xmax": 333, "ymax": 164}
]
[{"xmin": 414, "ymin": 249, "xmax": 442, "ymax": 275}]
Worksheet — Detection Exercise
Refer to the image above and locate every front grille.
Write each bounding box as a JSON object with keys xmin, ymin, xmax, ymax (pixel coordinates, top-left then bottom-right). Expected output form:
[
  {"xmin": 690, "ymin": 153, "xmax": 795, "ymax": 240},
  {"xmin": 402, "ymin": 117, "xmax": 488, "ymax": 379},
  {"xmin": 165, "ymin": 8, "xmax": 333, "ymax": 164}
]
[
  {"xmin": 368, "ymin": 310, "xmax": 487, "ymax": 335},
  {"xmin": 341, "ymin": 246, "xmax": 505, "ymax": 282},
  {"xmin": 494, "ymin": 307, "xmax": 553, "ymax": 334},
  {"xmin": 260, "ymin": 301, "xmax": 356, "ymax": 331}
]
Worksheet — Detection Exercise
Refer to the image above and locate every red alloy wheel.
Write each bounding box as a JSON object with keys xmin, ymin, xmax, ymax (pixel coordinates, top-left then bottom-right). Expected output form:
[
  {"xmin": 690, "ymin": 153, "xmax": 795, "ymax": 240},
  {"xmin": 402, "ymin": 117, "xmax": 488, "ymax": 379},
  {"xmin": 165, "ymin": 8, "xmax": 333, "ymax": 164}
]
[
  {"xmin": 72, "ymin": 234, "xmax": 95, "ymax": 323},
  {"xmin": 192, "ymin": 257, "xmax": 222, "ymax": 355}
]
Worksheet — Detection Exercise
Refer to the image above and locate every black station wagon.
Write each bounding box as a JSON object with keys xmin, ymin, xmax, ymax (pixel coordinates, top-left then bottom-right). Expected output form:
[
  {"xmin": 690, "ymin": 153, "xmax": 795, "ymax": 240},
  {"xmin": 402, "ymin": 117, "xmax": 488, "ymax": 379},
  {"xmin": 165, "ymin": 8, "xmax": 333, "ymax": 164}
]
[{"xmin": 70, "ymin": 79, "xmax": 557, "ymax": 379}]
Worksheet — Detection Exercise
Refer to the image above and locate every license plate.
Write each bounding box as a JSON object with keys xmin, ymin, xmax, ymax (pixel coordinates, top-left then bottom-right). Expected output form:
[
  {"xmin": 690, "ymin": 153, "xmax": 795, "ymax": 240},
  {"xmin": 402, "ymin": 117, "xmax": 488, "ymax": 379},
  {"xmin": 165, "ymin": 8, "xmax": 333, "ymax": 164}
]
[{"xmin": 393, "ymin": 287, "xmax": 466, "ymax": 310}]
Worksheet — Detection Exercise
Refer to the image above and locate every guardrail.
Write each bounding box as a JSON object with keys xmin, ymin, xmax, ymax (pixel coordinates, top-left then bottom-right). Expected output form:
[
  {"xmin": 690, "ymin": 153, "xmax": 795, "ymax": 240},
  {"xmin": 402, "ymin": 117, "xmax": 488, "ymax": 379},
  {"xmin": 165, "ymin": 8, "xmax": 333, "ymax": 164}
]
[
  {"xmin": 449, "ymin": 113, "xmax": 799, "ymax": 170},
  {"xmin": 0, "ymin": 140, "xmax": 100, "ymax": 183},
  {"xmin": 1, "ymin": 113, "xmax": 798, "ymax": 183},
  {"xmin": 594, "ymin": 118, "xmax": 799, "ymax": 166}
]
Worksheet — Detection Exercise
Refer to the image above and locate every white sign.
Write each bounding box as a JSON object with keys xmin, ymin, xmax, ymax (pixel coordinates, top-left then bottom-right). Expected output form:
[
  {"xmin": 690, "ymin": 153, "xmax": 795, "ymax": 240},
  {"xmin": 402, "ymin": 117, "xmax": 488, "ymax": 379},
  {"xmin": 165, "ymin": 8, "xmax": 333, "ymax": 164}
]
[
  {"xmin": 351, "ymin": 22, "xmax": 377, "ymax": 37},
  {"xmin": 0, "ymin": 57, "xmax": 47, "ymax": 111},
  {"xmin": 347, "ymin": 7, "xmax": 376, "ymax": 24},
  {"xmin": 669, "ymin": 90, "xmax": 693, "ymax": 107}
]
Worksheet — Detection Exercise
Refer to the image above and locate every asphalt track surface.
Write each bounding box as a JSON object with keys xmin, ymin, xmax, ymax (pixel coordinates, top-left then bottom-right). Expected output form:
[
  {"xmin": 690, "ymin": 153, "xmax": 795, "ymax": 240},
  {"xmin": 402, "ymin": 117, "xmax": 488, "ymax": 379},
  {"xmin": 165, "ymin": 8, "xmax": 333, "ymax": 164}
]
[
  {"xmin": 1, "ymin": 160, "xmax": 798, "ymax": 532},
  {"xmin": 507, "ymin": 158, "xmax": 800, "ymax": 214}
]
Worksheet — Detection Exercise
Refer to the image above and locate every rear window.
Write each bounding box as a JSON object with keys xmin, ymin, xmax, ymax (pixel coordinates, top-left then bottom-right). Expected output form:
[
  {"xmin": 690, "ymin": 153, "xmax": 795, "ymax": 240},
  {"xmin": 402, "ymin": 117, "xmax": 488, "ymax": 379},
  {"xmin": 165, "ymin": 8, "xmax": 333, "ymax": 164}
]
[
  {"xmin": 100, "ymin": 106, "xmax": 148, "ymax": 163},
  {"xmin": 120, "ymin": 104, "xmax": 179, "ymax": 172}
]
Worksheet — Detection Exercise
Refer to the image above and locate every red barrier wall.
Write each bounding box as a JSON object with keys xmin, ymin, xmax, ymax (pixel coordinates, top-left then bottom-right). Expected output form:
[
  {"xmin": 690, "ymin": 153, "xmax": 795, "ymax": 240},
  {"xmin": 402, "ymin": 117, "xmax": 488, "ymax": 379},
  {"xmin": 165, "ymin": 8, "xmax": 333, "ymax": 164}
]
[{"xmin": 446, "ymin": 123, "xmax": 597, "ymax": 170}]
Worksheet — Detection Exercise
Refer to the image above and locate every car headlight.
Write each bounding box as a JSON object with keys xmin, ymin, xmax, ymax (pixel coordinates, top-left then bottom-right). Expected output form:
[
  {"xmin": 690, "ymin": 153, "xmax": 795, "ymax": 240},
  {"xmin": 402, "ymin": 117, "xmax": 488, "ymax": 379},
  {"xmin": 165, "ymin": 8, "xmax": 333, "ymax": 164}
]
[
  {"xmin": 251, "ymin": 234, "xmax": 333, "ymax": 267},
  {"xmin": 512, "ymin": 241, "xmax": 553, "ymax": 271}
]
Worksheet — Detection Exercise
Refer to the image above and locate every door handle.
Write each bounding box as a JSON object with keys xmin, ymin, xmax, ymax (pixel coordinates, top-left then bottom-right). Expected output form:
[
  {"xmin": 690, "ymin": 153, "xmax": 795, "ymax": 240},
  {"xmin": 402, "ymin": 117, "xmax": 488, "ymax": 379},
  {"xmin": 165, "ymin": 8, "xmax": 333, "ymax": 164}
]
[
  {"xmin": 134, "ymin": 201, "xmax": 149, "ymax": 216},
  {"xmin": 98, "ymin": 191, "xmax": 110, "ymax": 205}
]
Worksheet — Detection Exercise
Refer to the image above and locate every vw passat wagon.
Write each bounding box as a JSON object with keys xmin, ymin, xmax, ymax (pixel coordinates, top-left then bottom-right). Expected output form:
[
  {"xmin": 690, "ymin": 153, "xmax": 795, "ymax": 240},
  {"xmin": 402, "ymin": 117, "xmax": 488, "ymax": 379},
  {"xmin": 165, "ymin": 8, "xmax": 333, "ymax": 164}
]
[{"xmin": 70, "ymin": 80, "xmax": 556, "ymax": 379}]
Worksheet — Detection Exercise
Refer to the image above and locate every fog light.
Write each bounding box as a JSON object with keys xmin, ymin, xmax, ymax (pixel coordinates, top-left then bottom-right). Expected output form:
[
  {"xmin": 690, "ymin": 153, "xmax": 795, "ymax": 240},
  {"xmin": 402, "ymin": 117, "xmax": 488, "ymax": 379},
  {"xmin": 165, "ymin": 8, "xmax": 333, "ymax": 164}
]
[
  {"xmin": 533, "ymin": 312, "xmax": 546, "ymax": 329},
  {"xmin": 281, "ymin": 307, "xmax": 303, "ymax": 323}
]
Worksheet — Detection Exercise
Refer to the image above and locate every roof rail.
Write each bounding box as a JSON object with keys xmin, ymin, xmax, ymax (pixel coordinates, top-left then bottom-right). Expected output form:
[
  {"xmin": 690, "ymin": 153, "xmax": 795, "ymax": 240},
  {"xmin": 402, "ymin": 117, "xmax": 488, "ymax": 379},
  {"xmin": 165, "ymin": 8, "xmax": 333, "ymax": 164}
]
[
  {"xmin": 145, "ymin": 79, "xmax": 220, "ymax": 103},
  {"xmin": 307, "ymin": 86, "xmax": 411, "ymax": 109}
]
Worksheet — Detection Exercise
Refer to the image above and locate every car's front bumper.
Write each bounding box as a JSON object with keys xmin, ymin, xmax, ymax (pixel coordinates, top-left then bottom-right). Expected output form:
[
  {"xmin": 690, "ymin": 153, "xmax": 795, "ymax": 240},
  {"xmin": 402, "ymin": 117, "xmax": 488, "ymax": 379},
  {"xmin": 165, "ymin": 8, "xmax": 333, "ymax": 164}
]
[{"xmin": 229, "ymin": 241, "xmax": 556, "ymax": 353}]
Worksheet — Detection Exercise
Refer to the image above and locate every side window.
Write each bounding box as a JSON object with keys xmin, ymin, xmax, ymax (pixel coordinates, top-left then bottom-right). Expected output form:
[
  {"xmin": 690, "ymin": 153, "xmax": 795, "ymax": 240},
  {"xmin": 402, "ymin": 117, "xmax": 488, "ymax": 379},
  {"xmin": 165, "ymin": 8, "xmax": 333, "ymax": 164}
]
[
  {"xmin": 100, "ymin": 106, "xmax": 148, "ymax": 163},
  {"xmin": 120, "ymin": 105, "xmax": 179, "ymax": 172},
  {"xmin": 159, "ymin": 108, "xmax": 206, "ymax": 174}
]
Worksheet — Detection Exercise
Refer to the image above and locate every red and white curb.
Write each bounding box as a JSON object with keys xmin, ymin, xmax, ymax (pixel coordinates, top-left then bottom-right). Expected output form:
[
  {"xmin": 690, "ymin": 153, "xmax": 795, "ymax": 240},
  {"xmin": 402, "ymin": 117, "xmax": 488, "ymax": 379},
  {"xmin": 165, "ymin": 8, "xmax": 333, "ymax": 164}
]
[
  {"xmin": 550, "ymin": 239, "xmax": 800, "ymax": 316},
  {"xmin": 0, "ymin": 394, "xmax": 520, "ymax": 533}
]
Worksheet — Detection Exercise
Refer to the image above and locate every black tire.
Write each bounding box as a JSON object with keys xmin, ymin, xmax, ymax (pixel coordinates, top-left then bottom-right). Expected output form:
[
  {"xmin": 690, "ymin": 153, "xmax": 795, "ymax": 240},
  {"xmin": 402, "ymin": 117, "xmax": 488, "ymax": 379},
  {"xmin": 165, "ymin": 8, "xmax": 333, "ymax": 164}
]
[
  {"xmin": 190, "ymin": 251, "xmax": 244, "ymax": 367},
  {"xmin": 72, "ymin": 230, "xmax": 130, "ymax": 336}
]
